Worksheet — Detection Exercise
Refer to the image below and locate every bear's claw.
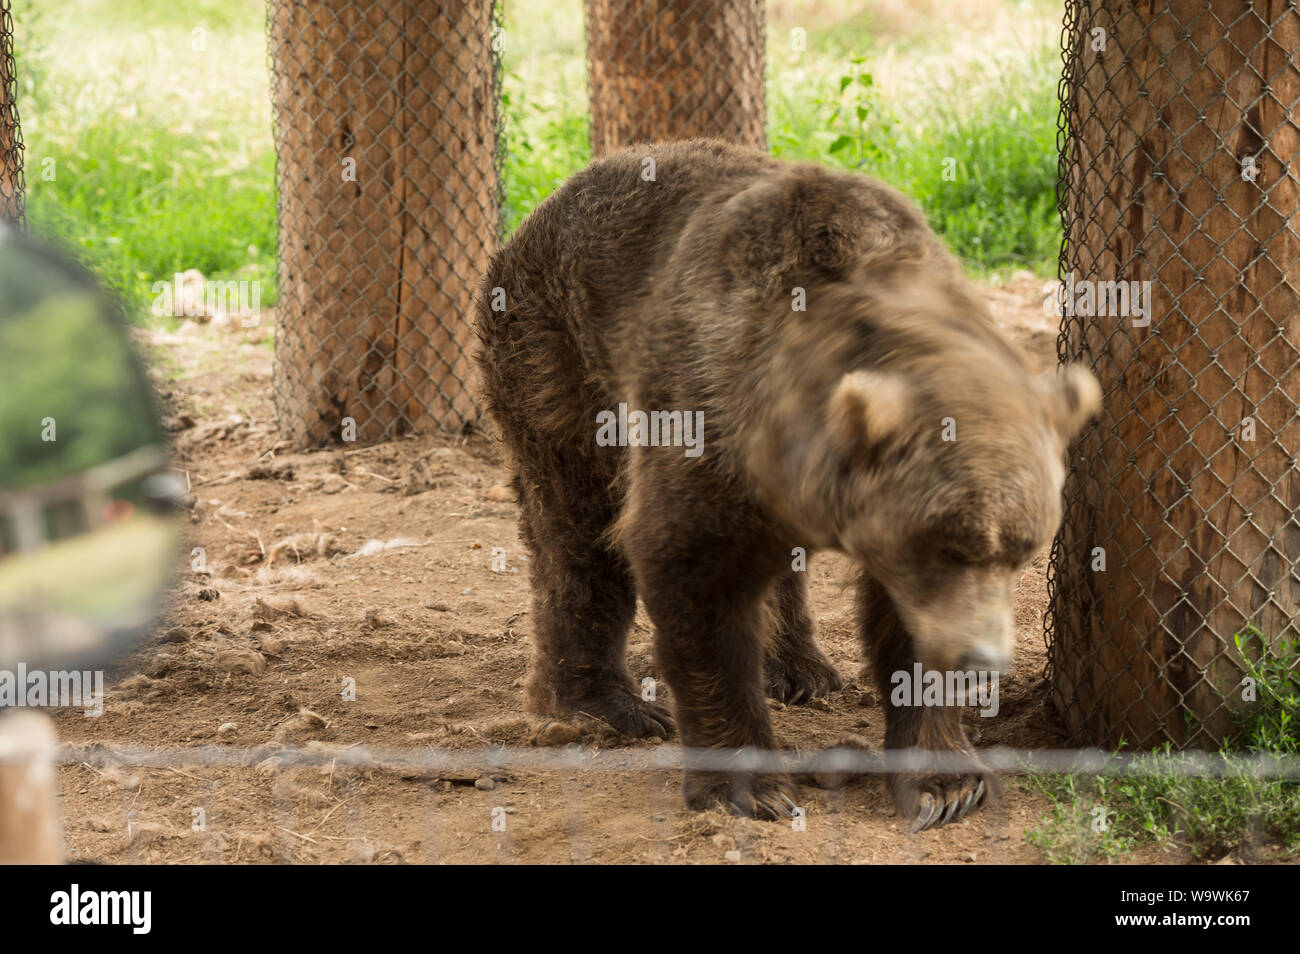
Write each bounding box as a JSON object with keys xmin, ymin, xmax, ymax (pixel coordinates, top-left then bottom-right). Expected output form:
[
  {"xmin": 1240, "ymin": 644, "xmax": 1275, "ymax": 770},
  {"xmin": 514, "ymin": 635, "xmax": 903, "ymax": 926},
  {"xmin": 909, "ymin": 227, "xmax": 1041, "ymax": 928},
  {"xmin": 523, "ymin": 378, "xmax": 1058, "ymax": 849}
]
[
  {"xmin": 593, "ymin": 697, "xmax": 676, "ymax": 740},
  {"xmin": 765, "ymin": 651, "xmax": 844, "ymax": 704},
  {"xmin": 902, "ymin": 774, "xmax": 989, "ymax": 832},
  {"xmin": 684, "ymin": 770, "xmax": 798, "ymax": 821},
  {"xmin": 559, "ymin": 685, "xmax": 676, "ymax": 739}
]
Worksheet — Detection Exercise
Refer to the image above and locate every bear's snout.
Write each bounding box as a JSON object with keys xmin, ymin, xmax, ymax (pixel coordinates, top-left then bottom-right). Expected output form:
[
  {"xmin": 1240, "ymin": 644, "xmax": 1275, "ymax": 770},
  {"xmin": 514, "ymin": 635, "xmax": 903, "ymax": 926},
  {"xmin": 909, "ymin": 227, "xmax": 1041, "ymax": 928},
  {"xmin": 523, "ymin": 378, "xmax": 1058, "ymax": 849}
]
[{"xmin": 956, "ymin": 645, "xmax": 1009, "ymax": 674}]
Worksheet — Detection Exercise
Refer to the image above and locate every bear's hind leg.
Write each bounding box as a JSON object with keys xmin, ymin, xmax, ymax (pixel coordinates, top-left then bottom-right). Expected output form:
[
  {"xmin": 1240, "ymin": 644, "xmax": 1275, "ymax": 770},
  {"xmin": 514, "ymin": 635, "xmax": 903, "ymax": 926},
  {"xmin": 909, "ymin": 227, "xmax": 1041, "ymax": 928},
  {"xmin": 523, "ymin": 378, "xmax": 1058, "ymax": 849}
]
[
  {"xmin": 764, "ymin": 571, "xmax": 844, "ymax": 704},
  {"xmin": 514, "ymin": 452, "xmax": 675, "ymax": 740},
  {"xmin": 858, "ymin": 577, "xmax": 998, "ymax": 832}
]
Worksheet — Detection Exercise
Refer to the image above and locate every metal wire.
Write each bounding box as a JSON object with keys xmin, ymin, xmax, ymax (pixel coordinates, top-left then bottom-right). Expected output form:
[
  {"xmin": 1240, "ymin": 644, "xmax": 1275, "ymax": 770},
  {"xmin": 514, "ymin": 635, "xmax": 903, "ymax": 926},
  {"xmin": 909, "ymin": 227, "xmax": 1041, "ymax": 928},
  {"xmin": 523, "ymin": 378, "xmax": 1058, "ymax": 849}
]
[
  {"xmin": 1046, "ymin": 0, "xmax": 1300, "ymax": 750},
  {"xmin": 59, "ymin": 742, "xmax": 1300, "ymax": 779},
  {"xmin": 0, "ymin": 0, "xmax": 24, "ymax": 229}
]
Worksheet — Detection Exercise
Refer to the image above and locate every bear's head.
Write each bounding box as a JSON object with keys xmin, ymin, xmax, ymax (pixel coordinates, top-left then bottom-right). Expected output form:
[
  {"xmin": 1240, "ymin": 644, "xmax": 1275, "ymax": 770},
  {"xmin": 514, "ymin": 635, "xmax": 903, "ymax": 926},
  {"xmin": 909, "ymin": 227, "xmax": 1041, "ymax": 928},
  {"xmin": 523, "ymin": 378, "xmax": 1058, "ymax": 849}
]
[
  {"xmin": 826, "ymin": 360, "xmax": 1099, "ymax": 674},
  {"xmin": 754, "ymin": 269, "xmax": 1100, "ymax": 676}
]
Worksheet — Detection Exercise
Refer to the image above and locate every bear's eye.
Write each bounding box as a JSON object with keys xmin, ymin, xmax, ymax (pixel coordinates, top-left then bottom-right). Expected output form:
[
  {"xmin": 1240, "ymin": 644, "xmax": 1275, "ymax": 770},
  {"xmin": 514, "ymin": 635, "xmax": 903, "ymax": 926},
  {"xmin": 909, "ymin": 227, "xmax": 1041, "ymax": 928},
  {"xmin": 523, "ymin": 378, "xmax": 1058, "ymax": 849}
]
[{"xmin": 939, "ymin": 546, "xmax": 977, "ymax": 566}]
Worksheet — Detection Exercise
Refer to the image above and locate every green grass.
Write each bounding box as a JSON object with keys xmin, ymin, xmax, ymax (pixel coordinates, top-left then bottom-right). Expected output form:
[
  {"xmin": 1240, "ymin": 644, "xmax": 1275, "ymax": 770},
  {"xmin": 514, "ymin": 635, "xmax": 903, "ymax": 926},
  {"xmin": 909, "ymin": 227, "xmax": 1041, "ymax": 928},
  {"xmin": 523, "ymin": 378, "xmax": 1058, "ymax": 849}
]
[
  {"xmin": 13, "ymin": 0, "xmax": 277, "ymax": 315},
  {"xmin": 1024, "ymin": 628, "xmax": 1300, "ymax": 863},
  {"xmin": 22, "ymin": 120, "xmax": 277, "ymax": 311},
  {"xmin": 768, "ymin": 10, "xmax": 1062, "ymax": 275},
  {"xmin": 499, "ymin": 0, "xmax": 590, "ymax": 232},
  {"xmin": 13, "ymin": 0, "xmax": 1064, "ymax": 317},
  {"xmin": 500, "ymin": 87, "xmax": 590, "ymax": 234}
]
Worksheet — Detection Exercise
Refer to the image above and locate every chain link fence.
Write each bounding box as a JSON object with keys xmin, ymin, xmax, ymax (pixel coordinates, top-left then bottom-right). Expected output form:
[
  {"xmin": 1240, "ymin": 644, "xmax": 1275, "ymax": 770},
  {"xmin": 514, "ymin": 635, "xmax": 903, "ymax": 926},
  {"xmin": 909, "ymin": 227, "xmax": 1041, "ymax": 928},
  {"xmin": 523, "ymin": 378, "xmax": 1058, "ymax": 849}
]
[
  {"xmin": 1047, "ymin": 0, "xmax": 1300, "ymax": 750},
  {"xmin": 586, "ymin": 0, "xmax": 766, "ymax": 155},
  {"xmin": 0, "ymin": 0, "xmax": 24, "ymax": 229},
  {"xmin": 267, "ymin": 0, "xmax": 505, "ymax": 445},
  {"xmin": 267, "ymin": 0, "xmax": 765, "ymax": 447}
]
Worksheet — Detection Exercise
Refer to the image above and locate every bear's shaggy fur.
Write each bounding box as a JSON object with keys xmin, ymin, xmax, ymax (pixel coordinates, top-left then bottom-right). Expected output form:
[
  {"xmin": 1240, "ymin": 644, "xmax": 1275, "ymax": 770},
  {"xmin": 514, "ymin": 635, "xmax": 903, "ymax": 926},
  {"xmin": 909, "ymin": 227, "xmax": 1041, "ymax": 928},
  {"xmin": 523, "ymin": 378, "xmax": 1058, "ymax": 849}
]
[{"xmin": 474, "ymin": 140, "xmax": 1098, "ymax": 827}]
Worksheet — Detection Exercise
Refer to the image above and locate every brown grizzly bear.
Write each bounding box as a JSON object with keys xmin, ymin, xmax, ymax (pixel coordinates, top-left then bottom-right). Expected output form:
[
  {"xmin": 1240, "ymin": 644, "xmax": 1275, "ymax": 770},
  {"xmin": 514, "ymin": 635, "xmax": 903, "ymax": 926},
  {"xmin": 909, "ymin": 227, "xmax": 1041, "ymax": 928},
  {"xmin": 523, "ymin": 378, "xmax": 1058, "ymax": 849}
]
[{"xmin": 473, "ymin": 139, "xmax": 1099, "ymax": 830}]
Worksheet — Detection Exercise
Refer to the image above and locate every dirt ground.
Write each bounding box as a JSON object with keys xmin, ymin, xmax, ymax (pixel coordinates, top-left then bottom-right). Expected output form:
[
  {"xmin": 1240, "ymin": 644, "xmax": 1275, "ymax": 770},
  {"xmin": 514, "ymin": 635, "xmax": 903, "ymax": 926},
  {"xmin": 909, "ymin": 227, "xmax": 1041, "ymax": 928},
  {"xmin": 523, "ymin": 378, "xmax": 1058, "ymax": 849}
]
[{"xmin": 50, "ymin": 276, "xmax": 1182, "ymax": 864}]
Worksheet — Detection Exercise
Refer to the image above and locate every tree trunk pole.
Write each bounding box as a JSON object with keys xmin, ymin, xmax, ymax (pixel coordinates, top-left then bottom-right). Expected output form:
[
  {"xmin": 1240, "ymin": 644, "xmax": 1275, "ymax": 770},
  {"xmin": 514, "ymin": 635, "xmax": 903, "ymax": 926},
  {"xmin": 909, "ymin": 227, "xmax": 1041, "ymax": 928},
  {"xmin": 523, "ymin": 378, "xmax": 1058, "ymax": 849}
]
[
  {"xmin": 271, "ymin": 0, "xmax": 498, "ymax": 444},
  {"xmin": 586, "ymin": 0, "xmax": 767, "ymax": 156},
  {"xmin": 1052, "ymin": 0, "xmax": 1300, "ymax": 747},
  {"xmin": 0, "ymin": 710, "xmax": 61, "ymax": 864}
]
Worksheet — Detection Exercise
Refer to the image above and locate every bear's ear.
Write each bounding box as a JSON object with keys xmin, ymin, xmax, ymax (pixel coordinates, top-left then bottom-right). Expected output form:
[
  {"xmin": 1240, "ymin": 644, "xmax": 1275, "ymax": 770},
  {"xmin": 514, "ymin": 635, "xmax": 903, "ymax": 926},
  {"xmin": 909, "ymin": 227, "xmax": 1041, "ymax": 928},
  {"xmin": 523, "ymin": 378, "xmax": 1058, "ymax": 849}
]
[
  {"xmin": 827, "ymin": 370, "xmax": 911, "ymax": 464},
  {"xmin": 1043, "ymin": 364, "xmax": 1101, "ymax": 436}
]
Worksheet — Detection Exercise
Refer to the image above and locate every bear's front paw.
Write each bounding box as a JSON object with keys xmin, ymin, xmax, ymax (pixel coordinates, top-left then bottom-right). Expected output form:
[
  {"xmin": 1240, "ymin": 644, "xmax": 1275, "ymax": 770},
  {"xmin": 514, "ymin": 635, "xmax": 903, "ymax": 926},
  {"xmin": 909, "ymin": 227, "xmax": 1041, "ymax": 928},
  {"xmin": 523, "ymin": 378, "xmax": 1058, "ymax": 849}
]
[
  {"xmin": 764, "ymin": 650, "xmax": 844, "ymax": 704},
  {"xmin": 889, "ymin": 762, "xmax": 997, "ymax": 833},
  {"xmin": 683, "ymin": 769, "xmax": 799, "ymax": 821}
]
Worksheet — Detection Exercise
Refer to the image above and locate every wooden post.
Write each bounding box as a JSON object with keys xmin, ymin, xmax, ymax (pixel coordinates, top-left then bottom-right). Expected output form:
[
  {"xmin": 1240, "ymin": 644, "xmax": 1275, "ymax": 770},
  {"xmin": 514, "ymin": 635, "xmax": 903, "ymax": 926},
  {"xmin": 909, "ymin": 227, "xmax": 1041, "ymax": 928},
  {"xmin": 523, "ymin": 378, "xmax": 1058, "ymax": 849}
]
[
  {"xmin": 586, "ymin": 0, "xmax": 767, "ymax": 156},
  {"xmin": 270, "ymin": 0, "xmax": 498, "ymax": 444},
  {"xmin": 1051, "ymin": 0, "xmax": 1300, "ymax": 747},
  {"xmin": 0, "ymin": 710, "xmax": 61, "ymax": 864}
]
